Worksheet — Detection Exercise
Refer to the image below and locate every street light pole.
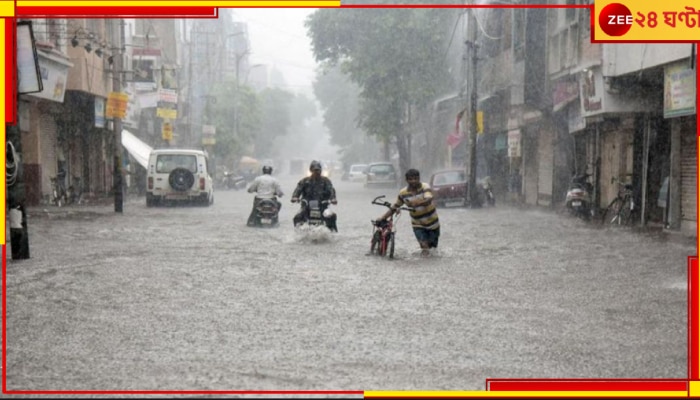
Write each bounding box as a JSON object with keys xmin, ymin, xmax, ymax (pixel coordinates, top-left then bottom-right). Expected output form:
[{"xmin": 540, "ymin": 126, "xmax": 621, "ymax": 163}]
[
  {"xmin": 113, "ymin": 19, "xmax": 125, "ymax": 213},
  {"xmin": 466, "ymin": 9, "xmax": 479, "ymax": 208}
]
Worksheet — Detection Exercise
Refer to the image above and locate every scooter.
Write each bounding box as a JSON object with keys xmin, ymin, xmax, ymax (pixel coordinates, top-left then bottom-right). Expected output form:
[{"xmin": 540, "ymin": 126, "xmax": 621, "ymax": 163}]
[
  {"xmin": 219, "ymin": 171, "xmax": 246, "ymax": 190},
  {"xmin": 565, "ymin": 173, "xmax": 594, "ymax": 220},
  {"xmin": 252, "ymin": 198, "xmax": 280, "ymax": 227}
]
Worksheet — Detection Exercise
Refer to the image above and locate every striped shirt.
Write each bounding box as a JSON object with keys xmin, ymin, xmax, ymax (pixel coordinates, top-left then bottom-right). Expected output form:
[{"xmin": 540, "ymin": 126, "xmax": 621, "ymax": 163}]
[{"xmin": 392, "ymin": 182, "xmax": 440, "ymax": 230}]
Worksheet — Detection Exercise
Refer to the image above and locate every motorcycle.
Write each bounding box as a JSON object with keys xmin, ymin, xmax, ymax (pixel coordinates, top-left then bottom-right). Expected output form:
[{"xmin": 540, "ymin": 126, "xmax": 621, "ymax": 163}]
[
  {"xmin": 565, "ymin": 173, "xmax": 594, "ymax": 220},
  {"xmin": 296, "ymin": 199, "xmax": 337, "ymax": 232},
  {"xmin": 219, "ymin": 171, "xmax": 246, "ymax": 190},
  {"xmin": 252, "ymin": 198, "xmax": 280, "ymax": 227}
]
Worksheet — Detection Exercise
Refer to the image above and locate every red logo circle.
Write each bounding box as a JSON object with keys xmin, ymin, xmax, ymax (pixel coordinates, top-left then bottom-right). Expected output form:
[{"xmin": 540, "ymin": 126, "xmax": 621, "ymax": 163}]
[{"xmin": 599, "ymin": 3, "xmax": 633, "ymax": 36}]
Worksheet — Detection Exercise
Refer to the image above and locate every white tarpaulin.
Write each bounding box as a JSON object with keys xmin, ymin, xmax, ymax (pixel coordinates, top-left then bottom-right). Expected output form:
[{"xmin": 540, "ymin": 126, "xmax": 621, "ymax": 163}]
[{"xmin": 121, "ymin": 129, "xmax": 152, "ymax": 168}]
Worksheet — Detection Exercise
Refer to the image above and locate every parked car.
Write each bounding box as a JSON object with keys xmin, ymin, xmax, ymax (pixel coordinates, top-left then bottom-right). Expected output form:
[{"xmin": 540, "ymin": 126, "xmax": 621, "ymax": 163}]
[
  {"xmin": 365, "ymin": 162, "xmax": 398, "ymax": 188},
  {"xmin": 429, "ymin": 168, "xmax": 467, "ymax": 207},
  {"xmin": 346, "ymin": 163, "xmax": 368, "ymax": 182},
  {"xmin": 146, "ymin": 149, "xmax": 214, "ymax": 207}
]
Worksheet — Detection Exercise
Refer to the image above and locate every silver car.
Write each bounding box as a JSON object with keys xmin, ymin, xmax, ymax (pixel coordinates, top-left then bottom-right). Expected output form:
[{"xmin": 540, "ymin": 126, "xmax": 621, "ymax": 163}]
[
  {"xmin": 347, "ymin": 164, "xmax": 368, "ymax": 182},
  {"xmin": 364, "ymin": 162, "xmax": 398, "ymax": 188}
]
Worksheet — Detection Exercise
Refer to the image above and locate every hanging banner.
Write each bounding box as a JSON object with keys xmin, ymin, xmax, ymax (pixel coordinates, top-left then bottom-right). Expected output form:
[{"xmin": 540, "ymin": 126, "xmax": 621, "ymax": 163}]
[
  {"xmin": 95, "ymin": 97, "xmax": 105, "ymax": 128},
  {"xmin": 508, "ymin": 129, "xmax": 521, "ymax": 158},
  {"xmin": 159, "ymin": 88, "xmax": 178, "ymax": 104},
  {"xmin": 106, "ymin": 92, "xmax": 129, "ymax": 119},
  {"xmin": 202, "ymin": 124, "xmax": 216, "ymax": 145},
  {"xmin": 156, "ymin": 107, "xmax": 177, "ymax": 119},
  {"xmin": 16, "ymin": 21, "xmax": 42, "ymax": 94},
  {"xmin": 162, "ymin": 122, "xmax": 173, "ymax": 141}
]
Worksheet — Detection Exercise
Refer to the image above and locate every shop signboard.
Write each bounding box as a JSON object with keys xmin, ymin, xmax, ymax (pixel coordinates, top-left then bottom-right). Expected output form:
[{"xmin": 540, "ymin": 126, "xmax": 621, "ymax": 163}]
[{"xmin": 664, "ymin": 60, "xmax": 696, "ymax": 118}]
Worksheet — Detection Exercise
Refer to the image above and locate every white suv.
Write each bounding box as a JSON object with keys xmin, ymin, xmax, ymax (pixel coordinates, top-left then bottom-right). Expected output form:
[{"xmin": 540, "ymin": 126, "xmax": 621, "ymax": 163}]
[{"xmin": 146, "ymin": 149, "xmax": 214, "ymax": 207}]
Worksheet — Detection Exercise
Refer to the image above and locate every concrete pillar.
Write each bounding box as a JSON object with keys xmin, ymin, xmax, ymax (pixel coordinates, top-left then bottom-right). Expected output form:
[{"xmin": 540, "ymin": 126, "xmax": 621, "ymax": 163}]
[{"xmin": 668, "ymin": 118, "xmax": 681, "ymax": 229}]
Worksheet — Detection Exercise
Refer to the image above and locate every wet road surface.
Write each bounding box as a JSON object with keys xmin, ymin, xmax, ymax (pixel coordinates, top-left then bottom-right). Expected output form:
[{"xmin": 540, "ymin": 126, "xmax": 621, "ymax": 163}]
[{"xmin": 4, "ymin": 174, "xmax": 695, "ymax": 392}]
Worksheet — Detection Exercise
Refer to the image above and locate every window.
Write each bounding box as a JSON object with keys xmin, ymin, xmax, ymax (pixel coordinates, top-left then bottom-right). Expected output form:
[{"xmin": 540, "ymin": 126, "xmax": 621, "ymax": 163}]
[
  {"xmin": 132, "ymin": 58, "xmax": 156, "ymax": 82},
  {"xmin": 369, "ymin": 164, "xmax": 395, "ymax": 174},
  {"xmin": 156, "ymin": 155, "xmax": 198, "ymax": 173},
  {"xmin": 435, "ymin": 171, "xmax": 465, "ymax": 185}
]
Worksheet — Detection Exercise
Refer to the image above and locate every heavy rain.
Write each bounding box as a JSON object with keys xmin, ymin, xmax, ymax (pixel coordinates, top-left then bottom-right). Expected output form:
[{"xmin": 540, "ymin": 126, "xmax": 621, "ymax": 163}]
[{"xmin": 4, "ymin": 3, "xmax": 698, "ymax": 395}]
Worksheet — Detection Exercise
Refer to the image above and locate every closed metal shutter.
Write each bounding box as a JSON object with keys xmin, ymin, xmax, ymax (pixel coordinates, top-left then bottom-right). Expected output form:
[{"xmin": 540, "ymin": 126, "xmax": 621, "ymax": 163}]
[
  {"xmin": 680, "ymin": 118, "xmax": 696, "ymax": 222},
  {"xmin": 39, "ymin": 114, "xmax": 58, "ymax": 198},
  {"xmin": 537, "ymin": 125, "xmax": 554, "ymax": 206}
]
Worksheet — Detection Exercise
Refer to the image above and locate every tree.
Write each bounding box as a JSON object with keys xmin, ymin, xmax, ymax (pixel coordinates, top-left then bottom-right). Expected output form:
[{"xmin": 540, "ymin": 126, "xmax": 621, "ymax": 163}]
[
  {"xmin": 313, "ymin": 65, "xmax": 361, "ymax": 149},
  {"xmin": 209, "ymin": 81, "xmax": 261, "ymax": 169},
  {"xmin": 313, "ymin": 65, "xmax": 375, "ymax": 166},
  {"xmin": 306, "ymin": 8, "xmax": 458, "ymax": 175},
  {"xmin": 255, "ymin": 87, "xmax": 295, "ymax": 158}
]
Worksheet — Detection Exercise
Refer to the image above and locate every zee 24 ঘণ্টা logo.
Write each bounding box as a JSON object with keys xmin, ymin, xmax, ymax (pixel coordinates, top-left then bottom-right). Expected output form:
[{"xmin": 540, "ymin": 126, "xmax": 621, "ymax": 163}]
[{"xmin": 599, "ymin": 2, "xmax": 700, "ymax": 38}]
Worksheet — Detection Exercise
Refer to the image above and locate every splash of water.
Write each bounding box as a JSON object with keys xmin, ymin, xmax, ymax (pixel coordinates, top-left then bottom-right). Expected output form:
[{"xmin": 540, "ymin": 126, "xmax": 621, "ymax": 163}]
[{"xmin": 294, "ymin": 224, "xmax": 335, "ymax": 244}]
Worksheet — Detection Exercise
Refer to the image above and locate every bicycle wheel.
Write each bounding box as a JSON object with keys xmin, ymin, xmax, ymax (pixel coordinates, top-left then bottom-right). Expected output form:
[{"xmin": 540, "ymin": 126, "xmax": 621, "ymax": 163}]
[
  {"xmin": 53, "ymin": 189, "xmax": 63, "ymax": 207},
  {"xmin": 388, "ymin": 233, "xmax": 395, "ymax": 259},
  {"xmin": 379, "ymin": 233, "xmax": 388, "ymax": 256},
  {"xmin": 618, "ymin": 200, "xmax": 633, "ymax": 226},
  {"xmin": 370, "ymin": 231, "xmax": 380, "ymax": 254},
  {"xmin": 602, "ymin": 198, "xmax": 622, "ymax": 225}
]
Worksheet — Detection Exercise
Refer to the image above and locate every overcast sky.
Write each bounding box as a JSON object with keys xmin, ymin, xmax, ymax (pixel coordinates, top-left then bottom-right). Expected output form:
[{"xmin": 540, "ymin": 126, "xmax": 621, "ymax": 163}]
[{"xmin": 229, "ymin": 8, "xmax": 318, "ymax": 94}]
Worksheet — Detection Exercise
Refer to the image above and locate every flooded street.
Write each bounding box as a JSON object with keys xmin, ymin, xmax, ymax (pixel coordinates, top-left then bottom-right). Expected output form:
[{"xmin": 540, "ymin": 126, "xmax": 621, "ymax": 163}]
[{"xmin": 4, "ymin": 174, "xmax": 695, "ymax": 391}]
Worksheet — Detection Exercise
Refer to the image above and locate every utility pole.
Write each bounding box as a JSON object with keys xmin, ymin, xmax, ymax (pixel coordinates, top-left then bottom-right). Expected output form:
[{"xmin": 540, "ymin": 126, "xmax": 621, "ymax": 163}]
[
  {"xmin": 113, "ymin": 19, "xmax": 125, "ymax": 213},
  {"xmin": 465, "ymin": 9, "xmax": 479, "ymax": 207}
]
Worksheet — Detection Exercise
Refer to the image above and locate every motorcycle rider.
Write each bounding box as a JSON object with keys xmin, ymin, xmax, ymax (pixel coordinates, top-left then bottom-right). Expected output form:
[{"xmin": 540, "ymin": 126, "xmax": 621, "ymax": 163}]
[
  {"xmin": 291, "ymin": 160, "xmax": 338, "ymax": 232},
  {"xmin": 247, "ymin": 165, "xmax": 283, "ymax": 227}
]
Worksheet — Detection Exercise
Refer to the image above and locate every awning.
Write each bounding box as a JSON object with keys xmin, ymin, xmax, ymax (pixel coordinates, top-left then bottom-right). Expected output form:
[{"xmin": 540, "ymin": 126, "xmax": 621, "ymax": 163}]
[
  {"xmin": 239, "ymin": 156, "xmax": 259, "ymax": 165},
  {"xmin": 121, "ymin": 129, "xmax": 152, "ymax": 169}
]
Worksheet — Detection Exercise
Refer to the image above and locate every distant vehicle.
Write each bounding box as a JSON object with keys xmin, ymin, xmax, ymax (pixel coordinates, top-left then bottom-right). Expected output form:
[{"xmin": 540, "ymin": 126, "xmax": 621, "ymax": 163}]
[
  {"xmin": 346, "ymin": 164, "xmax": 368, "ymax": 182},
  {"xmin": 305, "ymin": 160, "xmax": 332, "ymax": 178},
  {"xmin": 146, "ymin": 149, "xmax": 214, "ymax": 207},
  {"xmin": 429, "ymin": 168, "xmax": 467, "ymax": 207},
  {"xmin": 365, "ymin": 162, "xmax": 398, "ymax": 188}
]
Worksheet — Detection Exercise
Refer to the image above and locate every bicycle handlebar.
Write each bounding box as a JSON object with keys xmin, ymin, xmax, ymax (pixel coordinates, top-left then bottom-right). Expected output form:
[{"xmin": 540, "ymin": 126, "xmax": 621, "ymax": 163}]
[{"xmin": 371, "ymin": 195, "xmax": 414, "ymax": 212}]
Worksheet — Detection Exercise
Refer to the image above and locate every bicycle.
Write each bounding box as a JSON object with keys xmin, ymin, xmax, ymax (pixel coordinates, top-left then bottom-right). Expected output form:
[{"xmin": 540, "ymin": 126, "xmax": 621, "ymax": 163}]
[
  {"xmin": 601, "ymin": 177, "xmax": 635, "ymax": 226},
  {"xmin": 66, "ymin": 175, "xmax": 84, "ymax": 205},
  {"xmin": 50, "ymin": 175, "xmax": 67, "ymax": 207},
  {"xmin": 369, "ymin": 195, "xmax": 414, "ymax": 258}
]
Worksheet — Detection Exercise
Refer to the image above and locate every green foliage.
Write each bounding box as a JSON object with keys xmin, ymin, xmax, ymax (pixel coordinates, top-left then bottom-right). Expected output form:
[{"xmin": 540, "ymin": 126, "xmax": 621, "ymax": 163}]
[
  {"xmin": 209, "ymin": 81, "xmax": 261, "ymax": 167},
  {"xmin": 313, "ymin": 65, "xmax": 362, "ymax": 148},
  {"xmin": 255, "ymin": 88, "xmax": 292, "ymax": 158},
  {"xmin": 306, "ymin": 7, "xmax": 458, "ymax": 158}
]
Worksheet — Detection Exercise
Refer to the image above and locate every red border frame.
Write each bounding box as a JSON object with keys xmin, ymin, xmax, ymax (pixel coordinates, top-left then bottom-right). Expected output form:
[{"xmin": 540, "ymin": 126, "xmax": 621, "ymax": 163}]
[{"xmin": 3, "ymin": 3, "xmax": 699, "ymax": 397}]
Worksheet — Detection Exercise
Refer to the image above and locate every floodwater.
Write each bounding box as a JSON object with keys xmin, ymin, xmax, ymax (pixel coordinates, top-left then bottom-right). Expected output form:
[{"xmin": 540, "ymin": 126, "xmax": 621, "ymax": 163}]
[{"xmin": 4, "ymin": 174, "xmax": 695, "ymax": 392}]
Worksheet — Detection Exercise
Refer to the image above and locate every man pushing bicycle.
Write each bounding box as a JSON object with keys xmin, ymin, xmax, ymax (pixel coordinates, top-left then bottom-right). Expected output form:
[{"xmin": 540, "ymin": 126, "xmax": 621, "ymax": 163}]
[{"xmin": 376, "ymin": 168, "xmax": 440, "ymax": 257}]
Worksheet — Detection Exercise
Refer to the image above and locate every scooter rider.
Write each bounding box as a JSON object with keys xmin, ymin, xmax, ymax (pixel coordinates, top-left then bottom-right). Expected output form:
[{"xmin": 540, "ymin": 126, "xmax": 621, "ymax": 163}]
[
  {"xmin": 247, "ymin": 165, "xmax": 283, "ymax": 227},
  {"xmin": 291, "ymin": 160, "xmax": 338, "ymax": 232}
]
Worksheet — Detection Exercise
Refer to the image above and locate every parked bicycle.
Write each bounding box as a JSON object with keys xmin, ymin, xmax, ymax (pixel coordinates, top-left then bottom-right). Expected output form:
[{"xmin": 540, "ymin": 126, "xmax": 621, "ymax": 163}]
[
  {"xmin": 50, "ymin": 175, "xmax": 67, "ymax": 207},
  {"xmin": 601, "ymin": 176, "xmax": 635, "ymax": 226},
  {"xmin": 369, "ymin": 195, "xmax": 414, "ymax": 258},
  {"xmin": 66, "ymin": 175, "xmax": 84, "ymax": 205}
]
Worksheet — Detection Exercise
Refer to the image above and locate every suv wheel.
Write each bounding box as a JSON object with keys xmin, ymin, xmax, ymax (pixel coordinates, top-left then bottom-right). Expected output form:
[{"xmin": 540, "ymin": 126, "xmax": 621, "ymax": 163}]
[{"xmin": 169, "ymin": 168, "xmax": 195, "ymax": 191}]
